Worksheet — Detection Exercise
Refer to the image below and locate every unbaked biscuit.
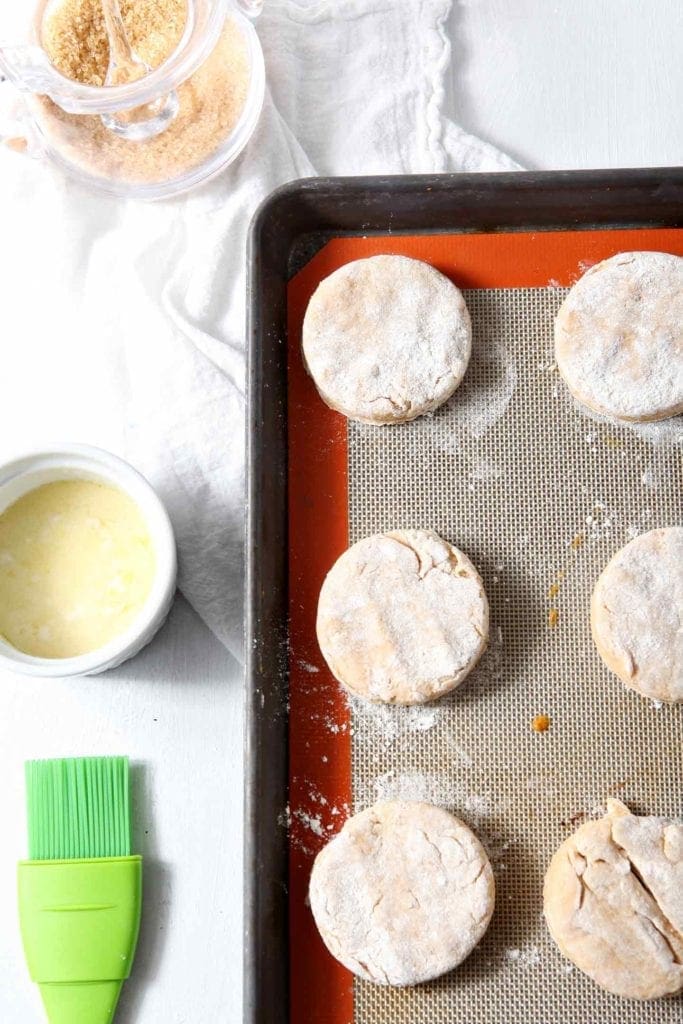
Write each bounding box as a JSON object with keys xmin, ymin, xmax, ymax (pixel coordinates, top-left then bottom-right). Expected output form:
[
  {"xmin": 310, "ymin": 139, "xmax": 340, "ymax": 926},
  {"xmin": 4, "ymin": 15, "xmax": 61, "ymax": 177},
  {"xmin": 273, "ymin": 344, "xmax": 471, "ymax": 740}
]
[
  {"xmin": 544, "ymin": 799, "xmax": 683, "ymax": 1000},
  {"xmin": 554, "ymin": 251, "xmax": 683, "ymax": 422},
  {"xmin": 302, "ymin": 255, "xmax": 472, "ymax": 424},
  {"xmin": 591, "ymin": 527, "xmax": 682, "ymax": 703},
  {"xmin": 309, "ymin": 800, "xmax": 495, "ymax": 986},
  {"xmin": 316, "ymin": 529, "xmax": 489, "ymax": 705}
]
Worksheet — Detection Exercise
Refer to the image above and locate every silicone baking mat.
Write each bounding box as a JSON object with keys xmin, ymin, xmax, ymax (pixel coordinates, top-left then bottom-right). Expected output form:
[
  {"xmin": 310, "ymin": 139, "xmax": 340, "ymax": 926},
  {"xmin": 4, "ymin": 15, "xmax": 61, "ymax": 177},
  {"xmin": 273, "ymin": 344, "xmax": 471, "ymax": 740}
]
[{"xmin": 286, "ymin": 227, "xmax": 683, "ymax": 1024}]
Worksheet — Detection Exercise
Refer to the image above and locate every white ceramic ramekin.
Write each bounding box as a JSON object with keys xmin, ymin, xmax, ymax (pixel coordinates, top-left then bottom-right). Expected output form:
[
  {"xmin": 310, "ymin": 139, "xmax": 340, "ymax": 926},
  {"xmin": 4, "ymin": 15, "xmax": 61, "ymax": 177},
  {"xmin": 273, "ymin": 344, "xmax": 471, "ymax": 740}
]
[{"xmin": 0, "ymin": 444, "xmax": 177, "ymax": 677}]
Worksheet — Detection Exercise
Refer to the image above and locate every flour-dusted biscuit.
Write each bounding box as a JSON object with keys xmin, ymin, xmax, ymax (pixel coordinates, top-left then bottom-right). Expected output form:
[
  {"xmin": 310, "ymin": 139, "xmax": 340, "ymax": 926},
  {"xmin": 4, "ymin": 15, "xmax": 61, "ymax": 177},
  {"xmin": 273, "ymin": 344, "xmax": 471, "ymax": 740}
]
[
  {"xmin": 591, "ymin": 527, "xmax": 683, "ymax": 703},
  {"xmin": 302, "ymin": 255, "xmax": 472, "ymax": 424},
  {"xmin": 554, "ymin": 251, "xmax": 683, "ymax": 422},
  {"xmin": 309, "ymin": 800, "xmax": 495, "ymax": 986},
  {"xmin": 316, "ymin": 529, "xmax": 489, "ymax": 705},
  {"xmin": 544, "ymin": 799, "xmax": 683, "ymax": 1000}
]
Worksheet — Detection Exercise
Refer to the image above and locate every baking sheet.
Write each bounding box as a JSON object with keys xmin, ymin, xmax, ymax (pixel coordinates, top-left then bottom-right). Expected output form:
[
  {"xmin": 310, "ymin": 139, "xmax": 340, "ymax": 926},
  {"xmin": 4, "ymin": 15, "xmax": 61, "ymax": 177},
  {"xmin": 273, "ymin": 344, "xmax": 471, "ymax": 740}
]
[{"xmin": 286, "ymin": 227, "xmax": 683, "ymax": 1024}]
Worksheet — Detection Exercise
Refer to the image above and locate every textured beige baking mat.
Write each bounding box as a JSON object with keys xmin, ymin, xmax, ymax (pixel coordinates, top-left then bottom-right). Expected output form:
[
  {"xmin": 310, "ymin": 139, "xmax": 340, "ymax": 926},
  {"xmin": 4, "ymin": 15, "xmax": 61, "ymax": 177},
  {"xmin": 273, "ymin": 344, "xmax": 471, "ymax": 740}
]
[{"xmin": 346, "ymin": 287, "xmax": 682, "ymax": 1023}]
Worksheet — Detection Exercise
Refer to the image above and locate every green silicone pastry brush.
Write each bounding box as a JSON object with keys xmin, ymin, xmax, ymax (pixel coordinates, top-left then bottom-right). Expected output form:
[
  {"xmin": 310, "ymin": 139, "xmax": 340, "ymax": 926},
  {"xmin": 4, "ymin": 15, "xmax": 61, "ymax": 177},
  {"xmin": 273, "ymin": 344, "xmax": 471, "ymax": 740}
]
[{"xmin": 18, "ymin": 757, "xmax": 142, "ymax": 1024}]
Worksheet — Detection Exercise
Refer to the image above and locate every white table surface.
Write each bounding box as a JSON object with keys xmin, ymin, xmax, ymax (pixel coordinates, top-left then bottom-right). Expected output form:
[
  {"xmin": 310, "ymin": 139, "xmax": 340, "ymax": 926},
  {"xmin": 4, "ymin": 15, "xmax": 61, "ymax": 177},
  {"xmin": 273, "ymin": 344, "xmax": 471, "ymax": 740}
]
[{"xmin": 0, "ymin": 2, "xmax": 680, "ymax": 1022}]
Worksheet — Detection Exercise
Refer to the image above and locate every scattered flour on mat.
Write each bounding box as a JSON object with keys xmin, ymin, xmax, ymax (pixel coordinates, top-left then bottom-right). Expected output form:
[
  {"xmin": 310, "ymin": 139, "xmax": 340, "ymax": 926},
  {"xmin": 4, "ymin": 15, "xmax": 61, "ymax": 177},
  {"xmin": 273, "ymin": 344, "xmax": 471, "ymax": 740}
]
[
  {"xmin": 450, "ymin": 343, "xmax": 517, "ymax": 440},
  {"xmin": 450, "ymin": 743, "xmax": 474, "ymax": 768},
  {"xmin": 464, "ymin": 793, "xmax": 491, "ymax": 820},
  {"xmin": 372, "ymin": 771, "xmax": 452, "ymax": 805},
  {"xmin": 294, "ymin": 809, "xmax": 326, "ymax": 838},
  {"xmin": 505, "ymin": 946, "xmax": 542, "ymax": 969},
  {"xmin": 299, "ymin": 659, "xmax": 320, "ymax": 674},
  {"xmin": 641, "ymin": 464, "xmax": 666, "ymax": 490},
  {"xmin": 582, "ymin": 499, "xmax": 617, "ymax": 541},
  {"xmin": 345, "ymin": 694, "xmax": 444, "ymax": 748},
  {"xmin": 420, "ymin": 342, "xmax": 517, "ymax": 456},
  {"xmin": 575, "ymin": 496, "xmax": 660, "ymax": 547},
  {"xmin": 469, "ymin": 457, "xmax": 502, "ymax": 483},
  {"xmin": 284, "ymin": 792, "xmax": 353, "ymax": 855}
]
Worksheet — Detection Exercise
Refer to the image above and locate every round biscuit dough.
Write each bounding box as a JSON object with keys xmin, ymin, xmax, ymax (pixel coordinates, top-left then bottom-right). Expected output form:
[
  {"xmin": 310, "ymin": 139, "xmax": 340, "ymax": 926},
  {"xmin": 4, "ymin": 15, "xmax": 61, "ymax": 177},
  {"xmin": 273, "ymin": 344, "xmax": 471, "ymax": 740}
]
[
  {"xmin": 309, "ymin": 800, "xmax": 495, "ymax": 986},
  {"xmin": 591, "ymin": 527, "xmax": 683, "ymax": 703},
  {"xmin": 554, "ymin": 251, "xmax": 683, "ymax": 422},
  {"xmin": 316, "ymin": 529, "xmax": 489, "ymax": 705},
  {"xmin": 302, "ymin": 255, "xmax": 472, "ymax": 424},
  {"xmin": 544, "ymin": 799, "xmax": 683, "ymax": 1000}
]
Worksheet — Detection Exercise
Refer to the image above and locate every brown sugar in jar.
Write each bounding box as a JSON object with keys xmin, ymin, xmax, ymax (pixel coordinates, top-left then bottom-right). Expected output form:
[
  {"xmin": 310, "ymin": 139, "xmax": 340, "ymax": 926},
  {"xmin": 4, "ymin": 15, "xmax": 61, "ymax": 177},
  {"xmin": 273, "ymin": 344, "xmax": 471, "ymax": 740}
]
[{"xmin": 33, "ymin": 0, "xmax": 253, "ymax": 188}]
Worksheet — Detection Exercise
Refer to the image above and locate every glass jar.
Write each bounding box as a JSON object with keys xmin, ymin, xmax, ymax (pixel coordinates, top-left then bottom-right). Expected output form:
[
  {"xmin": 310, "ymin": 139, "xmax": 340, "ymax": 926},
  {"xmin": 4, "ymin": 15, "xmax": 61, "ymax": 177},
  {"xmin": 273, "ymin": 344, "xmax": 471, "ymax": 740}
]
[{"xmin": 0, "ymin": 0, "xmax": 265, "ymax": 199}]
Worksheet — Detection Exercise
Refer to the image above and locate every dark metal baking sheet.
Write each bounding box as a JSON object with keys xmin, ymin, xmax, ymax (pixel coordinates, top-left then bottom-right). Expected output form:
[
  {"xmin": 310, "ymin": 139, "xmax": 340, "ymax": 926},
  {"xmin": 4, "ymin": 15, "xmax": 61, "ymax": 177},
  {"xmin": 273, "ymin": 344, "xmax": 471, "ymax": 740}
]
[{"xmin": 244, "ymin": 167, "xmax": 683, "ymax": 1024}]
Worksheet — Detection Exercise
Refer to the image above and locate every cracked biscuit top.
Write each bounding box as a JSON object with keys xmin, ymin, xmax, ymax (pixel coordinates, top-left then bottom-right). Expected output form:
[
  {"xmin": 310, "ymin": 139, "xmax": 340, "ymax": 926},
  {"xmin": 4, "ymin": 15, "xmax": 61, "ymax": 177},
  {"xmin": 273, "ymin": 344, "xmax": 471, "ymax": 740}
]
[
  {"xmin": 302, "ymin": 255, "xmax": 472, "ymax": 424},
  {"xmin": 309, "ymin": 800, "xmax": 495, "ymax": 986},
  {"xmin": 316, "ymin": 529, "xmax": 489, "ymax": 705},
  {"xmin": 544, "ymin": 799, "xmax": 683, "ymax": 999}
]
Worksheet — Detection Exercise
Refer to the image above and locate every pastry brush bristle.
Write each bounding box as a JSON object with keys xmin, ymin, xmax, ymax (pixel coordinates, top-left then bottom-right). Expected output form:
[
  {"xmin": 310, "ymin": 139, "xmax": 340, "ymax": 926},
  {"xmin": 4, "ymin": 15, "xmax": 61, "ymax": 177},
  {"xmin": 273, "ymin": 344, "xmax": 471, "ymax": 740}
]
[{"xmin": 25, "ymin": 757, "xmax": 131, "ymax": 861}]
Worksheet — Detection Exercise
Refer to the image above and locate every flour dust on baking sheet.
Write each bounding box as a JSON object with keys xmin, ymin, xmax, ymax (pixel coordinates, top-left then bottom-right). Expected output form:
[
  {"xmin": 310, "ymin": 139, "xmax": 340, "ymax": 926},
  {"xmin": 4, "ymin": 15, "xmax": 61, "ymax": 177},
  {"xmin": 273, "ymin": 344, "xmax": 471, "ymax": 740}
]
[{"xmin": 347, "ymin": 287, "xmax": 682, "ymax": 1024}]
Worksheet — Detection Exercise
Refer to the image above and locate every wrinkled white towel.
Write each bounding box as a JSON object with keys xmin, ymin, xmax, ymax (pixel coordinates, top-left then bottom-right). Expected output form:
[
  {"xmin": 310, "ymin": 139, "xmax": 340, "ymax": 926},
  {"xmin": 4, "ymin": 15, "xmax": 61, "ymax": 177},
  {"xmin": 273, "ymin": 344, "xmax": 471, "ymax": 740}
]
[{"xmin": 0, "ymin": 0, "xmax": 519, "ymax": 661}]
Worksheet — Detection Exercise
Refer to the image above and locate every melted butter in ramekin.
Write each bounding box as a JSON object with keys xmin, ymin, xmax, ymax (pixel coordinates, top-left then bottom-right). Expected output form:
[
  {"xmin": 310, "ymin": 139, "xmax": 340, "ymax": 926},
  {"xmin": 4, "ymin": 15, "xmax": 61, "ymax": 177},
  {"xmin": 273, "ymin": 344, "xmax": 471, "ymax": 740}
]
[{"xmin": 0, "ymin": 479, "xmax": 155, "ymax": 659}]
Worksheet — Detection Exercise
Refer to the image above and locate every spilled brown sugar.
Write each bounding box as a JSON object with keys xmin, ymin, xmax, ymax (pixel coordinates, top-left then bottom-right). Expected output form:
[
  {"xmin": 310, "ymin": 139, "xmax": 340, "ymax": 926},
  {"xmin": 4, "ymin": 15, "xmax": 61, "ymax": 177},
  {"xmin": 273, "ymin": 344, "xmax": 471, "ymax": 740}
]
[{"xmin": 35, "ymin": 0, "xmax": 250, "ymax": 184}]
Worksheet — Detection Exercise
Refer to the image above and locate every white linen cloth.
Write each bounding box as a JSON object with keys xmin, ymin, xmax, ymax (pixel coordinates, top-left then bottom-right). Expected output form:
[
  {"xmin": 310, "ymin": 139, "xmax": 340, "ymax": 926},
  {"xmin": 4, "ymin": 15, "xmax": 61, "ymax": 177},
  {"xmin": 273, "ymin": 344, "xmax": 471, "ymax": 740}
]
[{"xmin": 0, "ymin": 0, "xmax": 519, "ymax": 661}]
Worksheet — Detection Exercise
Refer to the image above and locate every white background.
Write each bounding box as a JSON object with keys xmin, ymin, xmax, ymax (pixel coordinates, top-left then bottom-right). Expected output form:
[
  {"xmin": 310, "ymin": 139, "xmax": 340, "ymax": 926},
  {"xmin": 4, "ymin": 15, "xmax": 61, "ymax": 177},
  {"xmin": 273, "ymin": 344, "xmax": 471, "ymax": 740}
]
[{"xmin": 0, "ymin": 2, "xmax": 680, "ymax": 1022}]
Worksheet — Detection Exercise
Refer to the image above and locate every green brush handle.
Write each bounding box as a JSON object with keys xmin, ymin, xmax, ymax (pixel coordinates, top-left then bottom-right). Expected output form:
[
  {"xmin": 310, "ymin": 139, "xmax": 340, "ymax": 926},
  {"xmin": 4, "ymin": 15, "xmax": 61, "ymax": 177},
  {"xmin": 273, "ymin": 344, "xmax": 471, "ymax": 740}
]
[{"xmin": 18, "ymin": 856, "xmax": 142, "ymax": 1024}]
